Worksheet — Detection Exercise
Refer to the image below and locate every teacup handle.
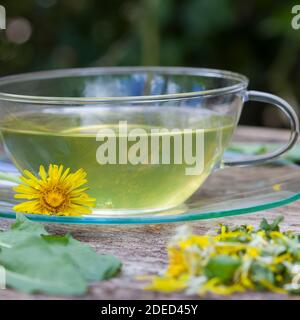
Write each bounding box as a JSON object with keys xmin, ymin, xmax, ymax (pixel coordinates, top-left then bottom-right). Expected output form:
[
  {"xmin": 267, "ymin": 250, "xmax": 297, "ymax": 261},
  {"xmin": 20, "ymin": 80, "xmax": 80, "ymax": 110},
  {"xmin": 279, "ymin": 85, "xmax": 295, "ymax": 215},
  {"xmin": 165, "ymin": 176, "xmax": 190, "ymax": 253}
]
[{"xmin": 223, "ymin": 90, "xmax": 299, "ymax": 167}]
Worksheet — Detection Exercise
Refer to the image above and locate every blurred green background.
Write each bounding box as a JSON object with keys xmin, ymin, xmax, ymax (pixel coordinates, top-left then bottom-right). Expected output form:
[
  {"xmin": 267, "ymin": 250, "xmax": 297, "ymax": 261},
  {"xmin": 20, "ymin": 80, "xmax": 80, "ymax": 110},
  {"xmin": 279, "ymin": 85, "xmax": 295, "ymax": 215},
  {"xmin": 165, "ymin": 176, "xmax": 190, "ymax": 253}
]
[{"xmin": 0, "ymin": 0, "xmax": 299, "ymax": 127}]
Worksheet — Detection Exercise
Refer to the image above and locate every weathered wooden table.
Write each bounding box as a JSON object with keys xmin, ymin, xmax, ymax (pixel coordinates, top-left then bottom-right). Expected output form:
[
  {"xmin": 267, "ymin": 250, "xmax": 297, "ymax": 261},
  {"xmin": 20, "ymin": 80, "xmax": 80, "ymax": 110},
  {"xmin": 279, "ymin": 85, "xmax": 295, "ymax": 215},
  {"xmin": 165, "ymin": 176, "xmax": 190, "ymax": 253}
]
[{"xmin": 0, "ymin": 126, "xmax": 300, "ymax": 300}]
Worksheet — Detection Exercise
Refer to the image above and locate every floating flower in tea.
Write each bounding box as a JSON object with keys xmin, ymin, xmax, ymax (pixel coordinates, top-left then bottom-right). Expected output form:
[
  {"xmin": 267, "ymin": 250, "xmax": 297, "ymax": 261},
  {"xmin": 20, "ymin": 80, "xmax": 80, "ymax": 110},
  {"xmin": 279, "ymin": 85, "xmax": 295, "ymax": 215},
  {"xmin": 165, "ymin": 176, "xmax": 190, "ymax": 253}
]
[{"xmin": 13, "ymin": 164, "xmax": 96, "ymax": 216}]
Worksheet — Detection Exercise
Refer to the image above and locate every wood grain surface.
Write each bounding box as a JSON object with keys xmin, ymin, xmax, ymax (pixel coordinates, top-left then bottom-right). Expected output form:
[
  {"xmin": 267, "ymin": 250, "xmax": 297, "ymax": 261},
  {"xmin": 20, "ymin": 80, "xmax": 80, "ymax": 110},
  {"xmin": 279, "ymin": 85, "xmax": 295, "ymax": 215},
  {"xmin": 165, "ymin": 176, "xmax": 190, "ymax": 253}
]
[{"xmin": 0, "ymin": 126, "xmax": 299, "ymax": 300}]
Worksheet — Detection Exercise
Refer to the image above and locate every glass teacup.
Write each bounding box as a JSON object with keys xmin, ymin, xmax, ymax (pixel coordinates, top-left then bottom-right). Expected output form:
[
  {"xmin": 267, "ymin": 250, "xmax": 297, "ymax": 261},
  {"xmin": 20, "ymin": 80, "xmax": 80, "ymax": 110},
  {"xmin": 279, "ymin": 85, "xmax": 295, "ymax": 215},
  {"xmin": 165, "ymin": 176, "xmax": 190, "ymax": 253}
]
[{"xmin": 0, "ymin": 67, "xmax": 298, "ymax": 214}]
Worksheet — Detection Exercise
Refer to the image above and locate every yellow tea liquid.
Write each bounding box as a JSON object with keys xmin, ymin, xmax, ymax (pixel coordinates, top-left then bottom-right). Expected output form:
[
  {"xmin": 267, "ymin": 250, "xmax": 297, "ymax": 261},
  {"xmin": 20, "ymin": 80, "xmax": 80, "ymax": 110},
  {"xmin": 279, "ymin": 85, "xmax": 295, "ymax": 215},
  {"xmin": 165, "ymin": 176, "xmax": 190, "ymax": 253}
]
[{"xmin": 0, "ymin": 108, "xmax": 234, "ymax": 211}]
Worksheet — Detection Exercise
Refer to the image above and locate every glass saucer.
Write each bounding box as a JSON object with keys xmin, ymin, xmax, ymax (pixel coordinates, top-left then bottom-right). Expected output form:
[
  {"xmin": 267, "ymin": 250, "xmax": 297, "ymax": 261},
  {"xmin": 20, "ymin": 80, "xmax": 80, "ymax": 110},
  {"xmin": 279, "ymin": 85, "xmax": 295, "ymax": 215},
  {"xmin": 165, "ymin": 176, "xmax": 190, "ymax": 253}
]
[{"xmin": 0, "ymin": 152, "xmax": 299, "ymax": 225}]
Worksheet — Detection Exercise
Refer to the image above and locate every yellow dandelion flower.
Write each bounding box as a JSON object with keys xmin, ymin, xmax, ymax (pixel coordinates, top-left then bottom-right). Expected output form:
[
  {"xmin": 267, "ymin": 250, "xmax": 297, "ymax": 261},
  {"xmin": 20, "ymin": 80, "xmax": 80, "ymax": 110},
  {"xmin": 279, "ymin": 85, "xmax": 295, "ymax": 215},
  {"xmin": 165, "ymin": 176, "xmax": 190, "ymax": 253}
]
[
  {"xmin": 246, "ymin": 246, "xmax": 260, "ymax": 258},
  {"xmin": 166, "ymin": 247, "xmax": 188, "ymax": 277},
  {"xmin": 199, "ymin": 278, "xmax": 245, "ymax": 295},
  {"xmin": 272, "ymin": 183, "xmax": 282, "ymax": 191},
  {"xmin": 144, "ymin": 274, "xmax": 188, "ymax": 292},
  {"xmin": 143, "ymin": 216, "xmax": 296, "ymax": 296},
  {"xmin": 257, "ymin": 230, "xmax": 266, "ymax": 238},
  {"xmin": 13, "ymin": 164, "xmax": 96, "ymax": 216},
  {"xmin": 214, "ymin": 230, "xmax": 244, "ymax": 241},
  {"xmin": 240, "ymin": 272, "xmax": 254, "ymax": 289},
  {"xmin": 215, "ymin": 243, "xmax": 247, "ymax": 255},
  {"xmin": 269, "ymin": 231, "xmax": 285, "ymax": 239},
  {"xmin": 273, "ymin": 253, "xmax": 292, "ymax": 264},
  {"xmin": 246, "ymin": 225, "xmax": 254, "ymax": 232},
  {"xmin": 259, "ymin": 279, "xmax": 288, "ymax": 294},
  {"xmin": 178, "ymin": 235, "xmax": 210, "ymax": 249}
]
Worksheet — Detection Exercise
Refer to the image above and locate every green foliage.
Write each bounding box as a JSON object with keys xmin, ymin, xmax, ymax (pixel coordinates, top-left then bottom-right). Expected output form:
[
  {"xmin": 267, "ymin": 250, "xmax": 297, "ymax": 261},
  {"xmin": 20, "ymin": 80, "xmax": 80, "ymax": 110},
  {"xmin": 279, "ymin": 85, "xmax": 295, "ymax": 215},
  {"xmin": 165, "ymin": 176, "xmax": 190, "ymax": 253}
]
[
  {"xmin": 259, "ymin": 215, "xmax": 284, "ymax": 232},
  {"xmin": 1, "ymin": 236, "xmax": 88, "ymax": 295},
  {"xmin": 0, "ymin": 214, "xmax": 122, "ymax": 295},
  {"xmin": 205, "ymin": 255, "xmax": 241, "ymax": 283},
  {"xmin": 146, "ymin": 216, "xmax": 300, "ymax": 295},
  {"xmin": 228, "ymin": 144, "xmax": 300, "ymax": 164},
  {"xmin": 0, "ymin": 0, "xmax": 299, "ymax": 126},
  {"xmin": 42, "ymin": 234, "xmax": 121, "ymax": 281}
]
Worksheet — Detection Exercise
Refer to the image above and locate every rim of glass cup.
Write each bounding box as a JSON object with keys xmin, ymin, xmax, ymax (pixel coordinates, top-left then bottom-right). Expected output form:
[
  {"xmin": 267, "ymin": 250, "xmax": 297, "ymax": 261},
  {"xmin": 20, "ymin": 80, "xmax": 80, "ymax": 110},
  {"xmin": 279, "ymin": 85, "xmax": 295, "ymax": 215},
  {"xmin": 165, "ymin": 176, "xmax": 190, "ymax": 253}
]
[{"xmin": 0, "ymin": 67, "xmax": 249, "ymax": 105}]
